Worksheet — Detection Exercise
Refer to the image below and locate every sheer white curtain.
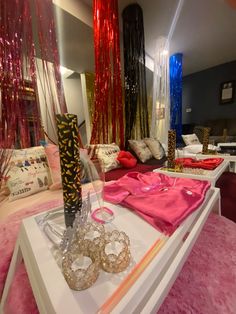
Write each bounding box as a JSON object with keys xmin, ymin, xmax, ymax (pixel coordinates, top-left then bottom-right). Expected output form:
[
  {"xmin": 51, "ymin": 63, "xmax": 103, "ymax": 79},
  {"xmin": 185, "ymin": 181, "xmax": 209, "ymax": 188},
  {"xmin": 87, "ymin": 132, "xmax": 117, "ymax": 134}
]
[
  {"xmin": 151, "ymin": 0, "xmax": 185, "ymax": 145},
  {"xmin": 35, "ymin": 58, "xmax": 61, "ymax": 144},
  {"xmin": 151, "ymin": 37, "xmax": 170, "ymax": 146}
]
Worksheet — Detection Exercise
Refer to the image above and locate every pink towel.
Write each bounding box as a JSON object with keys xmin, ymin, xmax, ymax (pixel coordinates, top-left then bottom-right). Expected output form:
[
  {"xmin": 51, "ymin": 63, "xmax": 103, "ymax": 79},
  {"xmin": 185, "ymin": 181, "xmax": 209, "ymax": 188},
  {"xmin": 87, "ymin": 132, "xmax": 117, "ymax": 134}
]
[{"xmin": 104, "ymin": 172, "xmax": 211, "ymax": 234}]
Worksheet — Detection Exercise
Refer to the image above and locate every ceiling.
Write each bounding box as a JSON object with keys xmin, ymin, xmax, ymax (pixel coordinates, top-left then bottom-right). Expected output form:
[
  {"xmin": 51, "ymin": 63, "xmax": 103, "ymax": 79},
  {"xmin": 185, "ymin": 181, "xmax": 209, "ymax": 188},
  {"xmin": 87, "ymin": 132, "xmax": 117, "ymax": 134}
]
[
  {"xmin": 170, "ymin": 0, "xmax": 236, "ymax": 75},
  {"xmin": 54, "ymin": 0, "xmax": 236, "ymax": 76}
]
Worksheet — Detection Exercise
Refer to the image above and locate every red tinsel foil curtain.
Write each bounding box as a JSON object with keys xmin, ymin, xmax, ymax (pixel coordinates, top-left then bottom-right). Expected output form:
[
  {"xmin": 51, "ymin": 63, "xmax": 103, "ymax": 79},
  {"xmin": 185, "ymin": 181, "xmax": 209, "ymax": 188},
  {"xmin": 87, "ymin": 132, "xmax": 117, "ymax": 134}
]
[
  {"xmin": 0, "ymin": 0, "xmax": 41, "ymax": 148},
  {"xmin": 90, "ymin": 0, "xmax": 124, "ymax": 148}
]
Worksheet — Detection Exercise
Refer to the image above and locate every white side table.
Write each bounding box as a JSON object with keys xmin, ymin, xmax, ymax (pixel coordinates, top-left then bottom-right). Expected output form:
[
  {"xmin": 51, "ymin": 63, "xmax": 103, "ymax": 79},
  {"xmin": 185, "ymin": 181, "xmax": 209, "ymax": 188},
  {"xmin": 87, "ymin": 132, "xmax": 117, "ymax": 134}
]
[
  {"xmin": 153, "ymin": 160, "xmax": 229, "ymax": 186},
  {"xmin": 217, "ymin": 142, "xmax": 236, "ymax": 148},
  {"xmin": 176, "ymin": 148, "xmax": 236, "ymax": 173}
]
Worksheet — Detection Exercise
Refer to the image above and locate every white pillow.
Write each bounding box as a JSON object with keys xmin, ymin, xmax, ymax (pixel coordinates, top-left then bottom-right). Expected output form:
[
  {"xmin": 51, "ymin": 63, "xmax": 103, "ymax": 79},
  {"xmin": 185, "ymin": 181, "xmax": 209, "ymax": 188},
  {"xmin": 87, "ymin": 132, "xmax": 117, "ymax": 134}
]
[
  {"xmin": 183, "ymin": 144, "xmax": 218, "ymax": 154},
  {"xmin": 128, "ymin": 139, "xmax": 153, "ymax": 163},
  {"xmin": 182, "ymin": 134, "xmax": 200, "ymax": 146},
  {"xmin": 143, "ymin": 138, "xmax": 165, "ymax": 160}
]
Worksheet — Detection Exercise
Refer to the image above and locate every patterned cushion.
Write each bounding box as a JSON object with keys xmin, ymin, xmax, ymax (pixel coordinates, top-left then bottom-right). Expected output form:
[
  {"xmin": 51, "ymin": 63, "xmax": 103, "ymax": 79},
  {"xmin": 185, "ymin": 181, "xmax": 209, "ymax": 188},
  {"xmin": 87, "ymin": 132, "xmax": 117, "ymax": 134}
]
[
  {"xmin": 182, "ymin": 133, "xmax": 200, "ymax": 146},
  {"xmin": 128, "ymin": 140, "xmax": 153, "ymax": 163},
  {"xmin": 7, "ymin": 146, "xmax": 51, "ymax": 201},
  {"xmin": 143, "ymin": 138, "xmax": 165, "ymax": 160},
  {"xmin": 87, "ymin": 144, "xmax": 121, "ymax": 172}
]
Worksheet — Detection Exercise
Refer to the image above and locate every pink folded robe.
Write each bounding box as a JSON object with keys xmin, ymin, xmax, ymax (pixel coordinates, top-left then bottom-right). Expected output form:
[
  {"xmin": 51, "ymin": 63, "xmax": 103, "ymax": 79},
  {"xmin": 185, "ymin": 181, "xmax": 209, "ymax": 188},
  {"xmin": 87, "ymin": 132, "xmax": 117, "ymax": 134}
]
[{"xmin": 104, "ymin": 172, "xmax": 211, "ymax": 234}]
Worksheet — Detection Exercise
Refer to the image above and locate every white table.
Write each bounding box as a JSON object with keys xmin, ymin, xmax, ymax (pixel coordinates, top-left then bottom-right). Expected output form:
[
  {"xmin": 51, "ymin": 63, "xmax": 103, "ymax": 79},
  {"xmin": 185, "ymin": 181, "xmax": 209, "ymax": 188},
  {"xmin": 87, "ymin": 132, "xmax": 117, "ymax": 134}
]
[
  {"xmin": 217, "ymin": 142, "xmax": 236, "ymax": 148},
  {"xmin": 154, "ymin": 160, "xmax": 229, "ymax": 186},
  {"xmin": 0, "ymin": 189, "xmax": 220, "ymax": 314},
  {"xmin": 217, "ymin": 143, "xmax": 236, "ymax": 171},
  {"xmin": 198, "ymin": 153, "xmax": 236, "ymax": 172}
]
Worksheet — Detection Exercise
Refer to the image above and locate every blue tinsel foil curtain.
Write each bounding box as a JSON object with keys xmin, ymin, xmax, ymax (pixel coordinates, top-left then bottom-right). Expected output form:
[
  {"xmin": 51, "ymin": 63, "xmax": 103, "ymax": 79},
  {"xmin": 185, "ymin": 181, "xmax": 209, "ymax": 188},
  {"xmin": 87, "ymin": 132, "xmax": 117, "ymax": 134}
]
[
  {"xmin": 122, "ymin": 4, "xmax": 149, "ymax": 147},
  {"xmin": 169, "ymin": 53, "xmax": 183, "ymax": 142}
]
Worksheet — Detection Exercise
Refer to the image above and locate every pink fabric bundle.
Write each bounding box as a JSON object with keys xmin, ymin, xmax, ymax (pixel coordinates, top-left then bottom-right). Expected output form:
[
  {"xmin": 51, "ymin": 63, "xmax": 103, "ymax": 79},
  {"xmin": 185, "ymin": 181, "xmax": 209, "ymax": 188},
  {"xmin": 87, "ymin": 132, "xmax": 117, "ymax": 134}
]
[
  {"xmin": 104, "ymin": 172, "xmax": 211, "ymax": 234},
  {"xmin": 175, "ymin": 157, "xmax": 224, "ymax": 170}
]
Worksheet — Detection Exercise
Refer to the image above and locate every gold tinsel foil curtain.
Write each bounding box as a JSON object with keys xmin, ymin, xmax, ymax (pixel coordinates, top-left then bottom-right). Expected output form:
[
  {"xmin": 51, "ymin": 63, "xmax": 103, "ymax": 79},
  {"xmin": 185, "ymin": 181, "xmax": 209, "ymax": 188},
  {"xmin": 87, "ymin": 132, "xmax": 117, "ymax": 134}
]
[{"xmin": 122, "ymin": 4, "xmax": 150, "ymax": 147}]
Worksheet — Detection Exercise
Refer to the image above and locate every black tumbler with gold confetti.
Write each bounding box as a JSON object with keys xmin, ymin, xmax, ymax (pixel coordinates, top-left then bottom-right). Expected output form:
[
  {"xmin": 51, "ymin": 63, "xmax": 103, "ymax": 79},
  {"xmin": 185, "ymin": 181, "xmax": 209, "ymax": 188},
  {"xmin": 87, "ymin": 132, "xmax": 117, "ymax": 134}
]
[
  {"xmin": 56, "ymin": 114, "xmax": 82, "ymax": 228},
  {"xmin": 167, "ymin": 130, "xmax": 176, "ymax": 169},
  {"xmin": 202, "ymin": 127, "xmax": 210, "ymax": 154}
]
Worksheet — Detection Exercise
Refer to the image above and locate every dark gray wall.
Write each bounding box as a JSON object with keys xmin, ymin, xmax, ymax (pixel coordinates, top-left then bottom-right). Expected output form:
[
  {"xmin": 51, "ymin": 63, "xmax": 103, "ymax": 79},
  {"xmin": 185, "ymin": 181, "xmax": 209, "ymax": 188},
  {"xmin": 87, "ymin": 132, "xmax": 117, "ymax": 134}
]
[{"xmin": 182, "ymin": 60, "xmax": 236, "ymax": 124}]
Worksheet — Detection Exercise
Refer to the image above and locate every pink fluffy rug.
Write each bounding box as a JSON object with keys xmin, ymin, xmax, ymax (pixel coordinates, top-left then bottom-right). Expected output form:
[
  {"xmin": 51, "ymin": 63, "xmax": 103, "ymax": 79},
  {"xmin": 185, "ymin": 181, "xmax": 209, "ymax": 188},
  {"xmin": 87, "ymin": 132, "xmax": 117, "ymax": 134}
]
[
  {"xmin": 0, "ymin": 199, "xmax": 63, "ymax": 314},
  {"xmin": 1, "ymin": 204, "xmax": 236, "ymax": 313},
  {"xmin": 158, "ymin": 214, "xmax": 236, "ymax": 314},
  {"xmin": 4, "ymin": 263, "xmax": 39, "ymax": 314}
]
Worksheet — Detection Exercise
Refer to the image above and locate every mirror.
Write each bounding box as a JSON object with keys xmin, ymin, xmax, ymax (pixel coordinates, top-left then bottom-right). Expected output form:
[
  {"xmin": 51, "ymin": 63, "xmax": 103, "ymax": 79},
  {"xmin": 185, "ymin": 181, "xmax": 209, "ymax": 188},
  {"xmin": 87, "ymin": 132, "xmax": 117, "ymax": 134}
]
[
  {"xmin": 48, "ymin": 3, "xmax": 94, "ymax": 145},
  {"xmin": 49, "ymin": 0, "xmax": 236, "ymax": 144}
]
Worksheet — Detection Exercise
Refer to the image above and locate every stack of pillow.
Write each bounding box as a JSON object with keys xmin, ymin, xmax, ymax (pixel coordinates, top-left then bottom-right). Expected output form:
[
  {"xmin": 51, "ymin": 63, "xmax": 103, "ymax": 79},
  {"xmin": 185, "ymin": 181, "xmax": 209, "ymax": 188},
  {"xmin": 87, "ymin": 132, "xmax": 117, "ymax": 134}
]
[
  {"xmin": 128, "ymin": 138, "xmax": 165, "ymax": 163},
  {"xmin": 181, "ymin": 133, "xmax": 218, "ymax": 154},
  {"xmin": 3, "ymin": 138, "xmax": 165, "ymax": 202},
  {"xmin": 86, "ymin": 138, "xmax": 165, "ymax": 171}
]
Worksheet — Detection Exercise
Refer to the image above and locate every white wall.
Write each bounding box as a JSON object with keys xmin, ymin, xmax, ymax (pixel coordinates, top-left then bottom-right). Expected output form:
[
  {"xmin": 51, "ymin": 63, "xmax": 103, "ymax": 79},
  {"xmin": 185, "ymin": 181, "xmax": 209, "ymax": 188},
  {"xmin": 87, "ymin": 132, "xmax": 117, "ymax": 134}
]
[
  {"xmin": 62, "ymin": 76, "xmax": 84, "ymax": 125},
  {"xmin": 53, "ymin": 0, "xmax": 92, "ymax": 28},
  {"xmin": 53, "ymin": 0, "xmax": 90, "ymax": 145},
  {"xmin": 62, "ymin": 75, "xmax": 87, "ymax": 145}
]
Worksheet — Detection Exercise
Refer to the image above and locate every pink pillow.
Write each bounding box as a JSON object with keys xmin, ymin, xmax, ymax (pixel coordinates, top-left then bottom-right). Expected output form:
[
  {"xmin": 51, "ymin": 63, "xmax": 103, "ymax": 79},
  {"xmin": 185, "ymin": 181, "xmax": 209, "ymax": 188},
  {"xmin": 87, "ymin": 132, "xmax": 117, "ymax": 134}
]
[
  {"xmin": 44, "ymin": 144, "xmax": 62, "ymax": 190},
  {"xmin": 44, "ymin": 145, "xmax": 89, "ymax": 190}
]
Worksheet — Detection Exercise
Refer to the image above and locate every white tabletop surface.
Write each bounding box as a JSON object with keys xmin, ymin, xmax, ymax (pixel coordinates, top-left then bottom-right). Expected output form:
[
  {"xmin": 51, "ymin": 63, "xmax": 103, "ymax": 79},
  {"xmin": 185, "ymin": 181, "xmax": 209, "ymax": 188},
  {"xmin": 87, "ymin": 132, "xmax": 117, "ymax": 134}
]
[
  {"xmin": 5, "ymin": 187, "xmax": 219, "ymax": 314},
  {"xmin": 217, "ymin": 142, "xmax": 236, "ymax": 147}
]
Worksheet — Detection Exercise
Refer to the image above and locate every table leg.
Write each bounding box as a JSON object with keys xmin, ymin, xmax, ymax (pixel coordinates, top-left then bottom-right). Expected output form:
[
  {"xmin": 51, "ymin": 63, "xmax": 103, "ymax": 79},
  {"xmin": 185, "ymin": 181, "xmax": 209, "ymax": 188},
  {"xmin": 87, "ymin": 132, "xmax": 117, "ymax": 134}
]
[
  {"xmin": 230, "ymin": 161, "xmax": 236, "ymax": 173},
  {"xmin": 218, "ymin": 192, "xmax": 221, "ymax": 216},
  {"xmin": 0, "ymin": 238, "xmax": 23, "ymax": 313}
]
